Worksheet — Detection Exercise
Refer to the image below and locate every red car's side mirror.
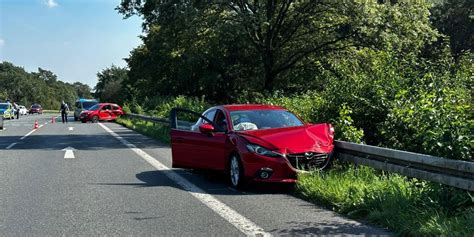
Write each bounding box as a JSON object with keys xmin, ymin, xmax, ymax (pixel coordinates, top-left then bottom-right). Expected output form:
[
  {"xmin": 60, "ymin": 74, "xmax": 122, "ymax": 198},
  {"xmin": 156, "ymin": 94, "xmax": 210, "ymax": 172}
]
[{"xmin": 199, "ymin": 123, "xmax": 215, "ymax": 134}]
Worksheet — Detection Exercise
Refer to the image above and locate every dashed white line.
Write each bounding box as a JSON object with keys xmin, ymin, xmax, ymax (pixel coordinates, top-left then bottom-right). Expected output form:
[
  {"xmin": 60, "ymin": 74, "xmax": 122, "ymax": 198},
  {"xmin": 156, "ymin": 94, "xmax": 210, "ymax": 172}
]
[
  {"xmin": 20, "ymin": 124, "xmax": 43, "ymax": 140},
  {"xmin": 98, "ymin": 123, "xmax": 271, "ymax": 237},
  {"xmin": 6, "ymin": 142, "xmax": 17, "ymax": 149}
]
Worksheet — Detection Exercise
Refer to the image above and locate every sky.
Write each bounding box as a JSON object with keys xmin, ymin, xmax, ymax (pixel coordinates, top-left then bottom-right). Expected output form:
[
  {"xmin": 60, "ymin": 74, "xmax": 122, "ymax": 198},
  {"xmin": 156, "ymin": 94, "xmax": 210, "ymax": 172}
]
[{"xmin": 0, "ymin": 0, "xmax": 143, "ymax": 88}]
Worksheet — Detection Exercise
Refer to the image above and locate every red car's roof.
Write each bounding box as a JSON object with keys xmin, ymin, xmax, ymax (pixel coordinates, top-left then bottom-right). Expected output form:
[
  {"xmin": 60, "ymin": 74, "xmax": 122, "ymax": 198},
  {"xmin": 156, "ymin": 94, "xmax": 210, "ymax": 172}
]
[
  {"xmin": 98, "ymin": 103, "xmax": 119, "ymax": 106},
  {"xmin": 221, "ymin": 104, "xmax": 286, "ymax": 112}
]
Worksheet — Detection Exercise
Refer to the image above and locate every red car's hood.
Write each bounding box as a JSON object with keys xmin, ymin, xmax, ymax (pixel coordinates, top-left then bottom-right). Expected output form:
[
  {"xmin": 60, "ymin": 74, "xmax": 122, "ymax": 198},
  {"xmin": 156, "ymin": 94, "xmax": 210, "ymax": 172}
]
[
  {"xmin": 81, "ymin": 110, "xmax": 94, "ymax": 115},
  {"xmin": 236, "ymin": 124, "xmax": 334, "ymax": 154}
]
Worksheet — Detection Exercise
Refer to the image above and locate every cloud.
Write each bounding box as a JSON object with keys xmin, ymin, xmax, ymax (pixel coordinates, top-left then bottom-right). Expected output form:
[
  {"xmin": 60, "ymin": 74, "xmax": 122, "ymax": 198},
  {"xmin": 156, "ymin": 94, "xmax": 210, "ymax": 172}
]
[
  {"xmin": 0, "ymin": 38, "xmax": 4, "ymax": 48},
  {"xmin": 44, "ymin": 0, "xmax": 58, "ymax": 8}
]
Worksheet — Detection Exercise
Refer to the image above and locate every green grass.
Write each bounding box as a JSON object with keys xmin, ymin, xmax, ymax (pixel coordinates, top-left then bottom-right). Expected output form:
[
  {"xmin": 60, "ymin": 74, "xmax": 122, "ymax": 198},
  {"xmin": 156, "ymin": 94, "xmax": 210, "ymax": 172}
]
[
  {"xmin": 297, "ymin": 164, "xmax": 474, "ymax": 236},
  {"xmin": 115, "ymin": 116, "xmax": 474, "ymax": 236},
  {"xmin": 42, "ymin": 110, "xmax": 61, "ymax": 114},
  {"xmin": 116, "ymin": 116, "xmax": 170, "ymax": 144}
]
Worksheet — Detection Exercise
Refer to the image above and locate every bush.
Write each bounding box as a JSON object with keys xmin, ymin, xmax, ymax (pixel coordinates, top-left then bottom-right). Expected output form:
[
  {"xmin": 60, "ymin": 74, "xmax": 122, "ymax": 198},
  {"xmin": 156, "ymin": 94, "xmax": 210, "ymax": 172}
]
[{"xmin": 380, "ymin": 56, "xmax": 473, "ymax": 160}]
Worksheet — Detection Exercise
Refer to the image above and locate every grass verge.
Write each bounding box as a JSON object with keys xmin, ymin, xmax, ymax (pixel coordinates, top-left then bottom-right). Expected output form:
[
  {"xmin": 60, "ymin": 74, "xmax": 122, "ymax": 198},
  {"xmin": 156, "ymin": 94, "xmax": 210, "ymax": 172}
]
[
  {"xmin": 116, "ymin": 116, "xmax": 474, "ymax": 236},
  {"xmin": 297, "ymin": 164, "xmax": 474, "ymax": 236}
]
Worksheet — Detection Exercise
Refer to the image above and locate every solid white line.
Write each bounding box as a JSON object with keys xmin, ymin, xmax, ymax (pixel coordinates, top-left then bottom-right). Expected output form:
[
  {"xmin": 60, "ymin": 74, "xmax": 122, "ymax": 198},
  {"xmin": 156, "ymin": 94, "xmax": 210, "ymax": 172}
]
[
  {"xmin": 98, "ymin": 123, "xmax": 271, "ymax": 236},
  {"xmin": 6, "ymin": 143, "xmax": 17, "ymax": 149}
]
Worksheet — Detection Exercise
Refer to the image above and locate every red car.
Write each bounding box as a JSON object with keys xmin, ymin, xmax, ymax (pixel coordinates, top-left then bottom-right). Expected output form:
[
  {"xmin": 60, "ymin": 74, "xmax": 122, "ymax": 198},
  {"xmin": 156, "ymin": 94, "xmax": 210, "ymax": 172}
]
[
  {"xmin": 29, "ymin": 104, "xmax": 43, "ymax": 114},
  {"xmin": 80, "ymin": 103, "xmax": 123, "ymax": 123},
  {"xmin": 170, "ymin": 104, "xmax": 335, "ymax": 188}
]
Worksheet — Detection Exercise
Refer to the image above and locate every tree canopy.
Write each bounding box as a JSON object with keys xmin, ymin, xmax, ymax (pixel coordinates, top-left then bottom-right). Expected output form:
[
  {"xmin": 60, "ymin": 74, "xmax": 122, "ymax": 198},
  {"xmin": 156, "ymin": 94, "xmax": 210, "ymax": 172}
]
[
  {"xmin": 94, "ymin": 0, "xmax": 472, "ymax": 160},
  {"xmin": 0, "ymin": 62, "xmax": 93, "ymax": 109}
]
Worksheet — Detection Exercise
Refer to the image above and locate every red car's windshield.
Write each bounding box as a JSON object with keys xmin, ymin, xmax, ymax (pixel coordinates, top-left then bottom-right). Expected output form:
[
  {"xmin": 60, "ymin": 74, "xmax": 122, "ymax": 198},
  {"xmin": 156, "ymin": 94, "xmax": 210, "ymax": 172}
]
[
  {"xmin": 88, "ymin": 104, "xmax": 100, "ymax": 111},
  {"xmin": 230, "ymin": 110, "xmax": 303, "ymax": 131}
]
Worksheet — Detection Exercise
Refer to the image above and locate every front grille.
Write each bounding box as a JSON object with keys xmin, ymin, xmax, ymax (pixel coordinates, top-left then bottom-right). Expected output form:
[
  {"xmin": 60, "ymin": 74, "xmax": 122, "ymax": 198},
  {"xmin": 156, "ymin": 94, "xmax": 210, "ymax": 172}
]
[{"xmin": 286, "ymin": 152, "xmax": 329, "ymax": 170}]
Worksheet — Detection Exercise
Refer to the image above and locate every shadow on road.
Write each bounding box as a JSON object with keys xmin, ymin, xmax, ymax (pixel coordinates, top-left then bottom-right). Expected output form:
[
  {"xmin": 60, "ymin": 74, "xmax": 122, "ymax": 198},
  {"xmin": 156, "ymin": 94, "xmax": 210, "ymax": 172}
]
[
  {"xmin": 267, "ymin": 220, "xmax": 391, "ymax": 236},
  {"xmin": 0, "ymin": 133, "xmax": 168, "ymax": 150},
  {"xmin": 92, "ymin": 170, "xmax": 295, "ymax": 196}
]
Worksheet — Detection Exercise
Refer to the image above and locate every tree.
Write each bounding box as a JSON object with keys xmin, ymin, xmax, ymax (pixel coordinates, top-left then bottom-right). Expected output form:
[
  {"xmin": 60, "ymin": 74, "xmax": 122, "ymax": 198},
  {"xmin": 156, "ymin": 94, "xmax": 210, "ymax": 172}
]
[
  {"xmin": 73, "ymin": 82, "xmax": 93, "ymax": 98},
  {"xmin": 0, "ymin": 61, "xmax": 81, "ymax": 109},
  {"xmin": 118, "ymin": 0, "xmax": 437, "ymax": 93},
  {"xmin": 430, "ymin": 0, "xmax": 473, "ymax": 59},
  {"xmin": 95, "ymin": 65, "xmax": 128, "ymax": 103}
]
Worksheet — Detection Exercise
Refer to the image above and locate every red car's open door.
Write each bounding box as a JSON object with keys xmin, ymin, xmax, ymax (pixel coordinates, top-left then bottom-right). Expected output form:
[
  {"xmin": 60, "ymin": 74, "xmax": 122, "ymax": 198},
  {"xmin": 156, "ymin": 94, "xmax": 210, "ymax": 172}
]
[{"xmin": 170, "ymin": 108, "xmax": 227, "ymax": 169}]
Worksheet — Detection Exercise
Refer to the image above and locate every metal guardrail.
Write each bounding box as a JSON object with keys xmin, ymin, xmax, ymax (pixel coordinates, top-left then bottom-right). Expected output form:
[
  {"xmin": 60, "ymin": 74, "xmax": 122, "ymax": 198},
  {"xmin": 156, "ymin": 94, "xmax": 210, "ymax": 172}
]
[
  {"xmin": 122, "ymin": 113, "xmax": 474, "ymax": 191},
  {"xmin": 124, "ymin": 113, "xmax": 194, "ymax": 129},
  {"xmin": 124, "ymin": 113, "xmax": 170, "ymax": 124},
  {"xmin": 336, "ymin": 141, "xmax": 474, "ymax": 191}
]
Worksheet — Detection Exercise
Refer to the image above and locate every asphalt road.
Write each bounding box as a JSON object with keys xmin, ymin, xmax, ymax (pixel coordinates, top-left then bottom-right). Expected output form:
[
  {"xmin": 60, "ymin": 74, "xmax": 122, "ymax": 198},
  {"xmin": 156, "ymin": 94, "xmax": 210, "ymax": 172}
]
[{"xmin": 0, "ymin": 114, "xmax": 392, "ymax": 236}]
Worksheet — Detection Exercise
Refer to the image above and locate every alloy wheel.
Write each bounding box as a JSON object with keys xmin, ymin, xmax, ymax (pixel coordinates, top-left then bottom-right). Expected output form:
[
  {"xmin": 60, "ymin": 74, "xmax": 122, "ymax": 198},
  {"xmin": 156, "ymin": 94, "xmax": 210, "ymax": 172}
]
[{"xmin": 230, "ymin": 156, "xmax": 241, "ymax": 187}]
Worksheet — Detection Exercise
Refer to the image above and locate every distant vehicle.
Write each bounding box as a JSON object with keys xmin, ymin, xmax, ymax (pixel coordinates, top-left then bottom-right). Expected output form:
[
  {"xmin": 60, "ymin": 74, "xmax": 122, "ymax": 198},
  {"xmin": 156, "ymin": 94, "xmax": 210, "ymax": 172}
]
[
  {"xmin": 0, "ymin": 102, "xmax": 15, "ymax": 119},
  {"xmin": 170, "ymin": 104, "xmax": 335, "ymax": 188},
  {"xmin": 18, "ymin": 105, "xmax": 28, "ymax": 115},
  {"xmin": 74, "ymin": 99, "xmax": 99, "ymax": 121},
  {"xmin": 29, "ymin": 104, "xmax": 43, "ymax": 114},
  {"xmin": 80, "ymin": 103, "xmax": 124, "ymax": 123}
]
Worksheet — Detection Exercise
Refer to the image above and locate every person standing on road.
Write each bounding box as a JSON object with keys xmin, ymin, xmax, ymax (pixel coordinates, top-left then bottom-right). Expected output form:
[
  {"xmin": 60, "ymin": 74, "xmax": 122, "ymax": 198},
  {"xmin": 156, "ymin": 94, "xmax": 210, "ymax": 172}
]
[
  {"xmin": 13, "ymin": 102, "xmax": 19, "ymax": 119},
  {"xmin": 60, "ymin": 101, "xmax": 69, "ymax": 123}
]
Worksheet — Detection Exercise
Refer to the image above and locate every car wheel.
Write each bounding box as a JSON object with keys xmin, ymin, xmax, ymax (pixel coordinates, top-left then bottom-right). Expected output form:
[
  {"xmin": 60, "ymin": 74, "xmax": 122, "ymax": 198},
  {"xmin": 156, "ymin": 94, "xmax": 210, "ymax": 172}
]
[
  {"xmin": 92, "ymin": 116, "xmax": 99, "ymax": 123},
  {"xmin": 229, "ymin": 155, "xmax": 245, "ymax": 188}
]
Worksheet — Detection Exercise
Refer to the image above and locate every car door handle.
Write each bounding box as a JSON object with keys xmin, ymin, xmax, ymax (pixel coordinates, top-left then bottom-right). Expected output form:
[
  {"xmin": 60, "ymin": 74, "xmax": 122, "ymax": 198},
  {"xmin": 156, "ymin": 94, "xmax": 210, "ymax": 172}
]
[{"xmin": 175, "ymin": 137, "xmax": 185, "ymax": 142}]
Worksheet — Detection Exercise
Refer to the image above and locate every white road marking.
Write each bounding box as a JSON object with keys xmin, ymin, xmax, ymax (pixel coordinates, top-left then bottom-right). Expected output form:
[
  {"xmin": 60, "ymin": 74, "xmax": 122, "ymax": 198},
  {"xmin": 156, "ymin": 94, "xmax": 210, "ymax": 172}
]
[
  {"xmin": 68, "ymin": 127, "xmax": 74, "ymax": 131},
  {"xmin": 98, "ymin": 123, "xmax": 271, "ymax": 236},
  {"xmin": 20, "ymin": 124, "xmax": 43, "ymax": 140},
  {"xmin": 6, "ymin": 143, "xmax": 17, "ymax": 149},
  {"xmin": 62, "ymin": 146, "xmax": 76, "ymax": 159}
]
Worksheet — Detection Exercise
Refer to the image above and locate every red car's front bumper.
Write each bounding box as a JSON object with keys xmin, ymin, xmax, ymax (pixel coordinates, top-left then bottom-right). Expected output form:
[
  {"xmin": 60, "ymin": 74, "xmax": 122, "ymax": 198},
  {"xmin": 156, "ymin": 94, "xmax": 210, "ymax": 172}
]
[{"xmin": 241, "ymin": 152, "xmax": 299, "ymax": 183}]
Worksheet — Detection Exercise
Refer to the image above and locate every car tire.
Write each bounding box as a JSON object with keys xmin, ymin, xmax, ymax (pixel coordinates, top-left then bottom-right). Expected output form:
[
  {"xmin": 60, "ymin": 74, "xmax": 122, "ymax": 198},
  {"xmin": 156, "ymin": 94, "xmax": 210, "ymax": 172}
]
[
  {"xmin": 229, "ymin": 154, "xmax": 245, "ymax": 188},
  {"xmin": 92, "ymin": 116, "xmax": 99, "ymax": 123}
]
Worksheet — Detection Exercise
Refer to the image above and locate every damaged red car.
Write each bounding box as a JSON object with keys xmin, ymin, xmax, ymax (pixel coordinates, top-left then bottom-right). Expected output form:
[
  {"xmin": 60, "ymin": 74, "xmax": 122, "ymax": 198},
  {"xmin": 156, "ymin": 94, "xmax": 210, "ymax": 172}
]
[{"xmin": 170, "ymin": 104, "xmax": 335, "ymax": 188}]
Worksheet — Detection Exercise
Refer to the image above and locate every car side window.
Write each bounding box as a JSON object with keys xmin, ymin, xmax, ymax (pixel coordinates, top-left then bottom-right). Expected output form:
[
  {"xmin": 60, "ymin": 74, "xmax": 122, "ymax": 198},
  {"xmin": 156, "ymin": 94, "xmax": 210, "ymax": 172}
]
[
  {"xmin": 214, "ymin": 109, "xmax": 227, "ymax": 132},
  {"xmin": 200, "ymin": 109, "xmax": 216, "ymax": 125},
  {"xmin": 112, "ymin": 105, "xmax": 119, "ymax": 110}
]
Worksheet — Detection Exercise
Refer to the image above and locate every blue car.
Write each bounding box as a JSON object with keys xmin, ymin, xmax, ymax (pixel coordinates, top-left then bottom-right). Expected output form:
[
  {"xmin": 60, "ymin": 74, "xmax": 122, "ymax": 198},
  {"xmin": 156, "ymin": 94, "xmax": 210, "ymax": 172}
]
[
  {"xmin": 0, "ymin": 103, "xmax": 15, "ymax": 119},
  {"xmin": 74, "ymin": 99, "xmax": 98, "ymax": 121}
]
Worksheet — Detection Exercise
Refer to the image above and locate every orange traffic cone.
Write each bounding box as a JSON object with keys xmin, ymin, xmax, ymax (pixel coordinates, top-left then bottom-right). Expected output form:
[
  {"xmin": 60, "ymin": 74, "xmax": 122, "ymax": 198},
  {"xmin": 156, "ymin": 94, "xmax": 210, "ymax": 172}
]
[
  {"xmin": 51, "ymin": 116, "xmax": 55, "ymax": 123},
  {"xmin": 34, "ymin": 120, "xmax": 39, "ymax": 129}
]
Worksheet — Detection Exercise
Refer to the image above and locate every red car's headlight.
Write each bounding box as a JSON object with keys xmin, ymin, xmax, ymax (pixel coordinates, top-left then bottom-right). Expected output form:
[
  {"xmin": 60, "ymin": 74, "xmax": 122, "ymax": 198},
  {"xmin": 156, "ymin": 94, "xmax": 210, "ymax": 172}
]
[{"xmin": 246, "ymin": 144, "xmax": 283, "ymax": 158}]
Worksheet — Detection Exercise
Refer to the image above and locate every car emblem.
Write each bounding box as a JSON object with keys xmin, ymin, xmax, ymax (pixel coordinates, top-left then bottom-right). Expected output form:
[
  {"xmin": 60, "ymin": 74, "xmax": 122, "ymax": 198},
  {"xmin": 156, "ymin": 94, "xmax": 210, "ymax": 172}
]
[{"xmin": 305, "ymin": 152, "xmax": 314, "ymax": 159}]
